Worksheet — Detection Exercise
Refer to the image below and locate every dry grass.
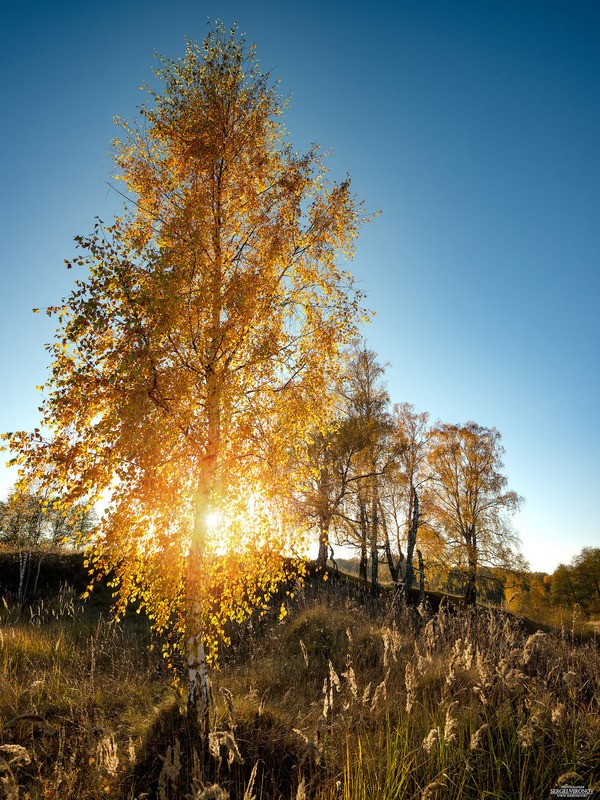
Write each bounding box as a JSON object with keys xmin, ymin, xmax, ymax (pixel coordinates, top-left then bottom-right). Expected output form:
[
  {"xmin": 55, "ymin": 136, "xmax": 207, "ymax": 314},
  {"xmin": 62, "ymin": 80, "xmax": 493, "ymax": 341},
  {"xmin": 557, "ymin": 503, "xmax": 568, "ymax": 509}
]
[
  {"xmin": 0, "ymin": 576, "xmax": 598, "ymax": 799},
  {"xmin": 0, "ymin": 586, "xmax": 170, "ymax": 799},
  {"xmin": 211, "ymin": 581, "xmax": 600, "ymax": 799}
]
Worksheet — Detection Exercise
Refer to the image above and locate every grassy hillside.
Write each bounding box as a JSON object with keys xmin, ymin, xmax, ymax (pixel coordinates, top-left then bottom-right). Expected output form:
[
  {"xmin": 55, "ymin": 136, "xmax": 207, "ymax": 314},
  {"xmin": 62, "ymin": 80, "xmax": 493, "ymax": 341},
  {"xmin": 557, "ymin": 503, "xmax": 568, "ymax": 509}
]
[{"xmin": 0, "ymin": 553, "xmax": 598, "ymax": 799}]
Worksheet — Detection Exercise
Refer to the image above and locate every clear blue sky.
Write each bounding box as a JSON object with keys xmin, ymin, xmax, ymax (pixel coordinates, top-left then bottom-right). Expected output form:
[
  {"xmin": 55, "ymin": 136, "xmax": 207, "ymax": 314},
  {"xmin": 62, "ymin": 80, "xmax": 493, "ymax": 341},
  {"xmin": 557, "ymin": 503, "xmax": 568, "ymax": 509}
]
[{"xmin": 1, "ymin": 1, "xmax": 598, "ymax": 573}]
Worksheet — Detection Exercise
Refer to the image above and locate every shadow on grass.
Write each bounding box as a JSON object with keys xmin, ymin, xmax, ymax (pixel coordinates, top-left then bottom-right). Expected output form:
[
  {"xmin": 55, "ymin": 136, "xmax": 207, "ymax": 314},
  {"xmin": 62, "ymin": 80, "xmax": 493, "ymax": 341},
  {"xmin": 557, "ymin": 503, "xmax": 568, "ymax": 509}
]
[{"xmin": 124, "ymin": 701, "xmax": 321, "ymax": 800}]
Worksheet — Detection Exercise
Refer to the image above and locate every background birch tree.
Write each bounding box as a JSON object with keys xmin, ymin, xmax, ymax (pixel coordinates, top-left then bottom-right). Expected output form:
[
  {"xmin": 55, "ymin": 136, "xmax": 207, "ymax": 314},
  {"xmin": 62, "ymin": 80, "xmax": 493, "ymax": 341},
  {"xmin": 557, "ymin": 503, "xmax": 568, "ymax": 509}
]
[
  {"xmin": 387, "ymin": 403, "xmax": 432, "ymax": 596},
  {"xmin": 335, "ymin": 345, "xmax": 394, "ymax": 586},
  {"xmin": 3, "ymin": 25, "xmax": 367, "ymax": 730},
  {"xmin": 426, "ymin": 422, "xmax": 523, "ymax": 604},
  {"xmin": 300, "ymin": 414, "xmax": 366, "ymax": 570}
]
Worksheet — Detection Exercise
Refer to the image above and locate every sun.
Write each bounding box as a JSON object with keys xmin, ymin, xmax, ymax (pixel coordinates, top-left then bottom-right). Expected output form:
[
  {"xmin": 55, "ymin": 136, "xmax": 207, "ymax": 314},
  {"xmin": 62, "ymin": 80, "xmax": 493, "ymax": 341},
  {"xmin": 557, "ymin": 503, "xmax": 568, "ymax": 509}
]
[
  {"xmin": 202, "ymin": 489, "xmax": 271, "ymax": 556},
  {"xmin": 205, "ymin": 510, "xmax": 221, "ymax": 531}
]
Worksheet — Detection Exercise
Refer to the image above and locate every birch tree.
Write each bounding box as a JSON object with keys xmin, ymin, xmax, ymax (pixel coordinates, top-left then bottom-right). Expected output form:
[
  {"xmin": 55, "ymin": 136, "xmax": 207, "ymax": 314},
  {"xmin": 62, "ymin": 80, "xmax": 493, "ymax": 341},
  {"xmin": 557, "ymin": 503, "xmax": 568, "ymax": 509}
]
[
  {"xmin": 301, "ymin": 415, "xmax": 366, "ymax": 570},
  {"xmin": 426, "ymin": 422, "xmax": 523, "ymax": 604},
  {"xmin": 336, "ymin": 345, "xmax": 394, "ymax": 587},
  {"xmin": 3, "ymin": 26, "xmax": 367, "ymax": 730},
  {"xmin": 384, "ymin": 403, "xmax": 432, "ymax": 597}
]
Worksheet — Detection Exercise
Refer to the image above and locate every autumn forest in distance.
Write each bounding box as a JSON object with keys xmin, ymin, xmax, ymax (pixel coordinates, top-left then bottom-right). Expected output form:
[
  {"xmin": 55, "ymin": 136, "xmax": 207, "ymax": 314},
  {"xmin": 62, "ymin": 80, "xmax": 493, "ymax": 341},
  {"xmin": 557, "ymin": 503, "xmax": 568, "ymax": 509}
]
[{"xmin": 0, "ymin": 19, "xmax": 598, "ymax": 800}]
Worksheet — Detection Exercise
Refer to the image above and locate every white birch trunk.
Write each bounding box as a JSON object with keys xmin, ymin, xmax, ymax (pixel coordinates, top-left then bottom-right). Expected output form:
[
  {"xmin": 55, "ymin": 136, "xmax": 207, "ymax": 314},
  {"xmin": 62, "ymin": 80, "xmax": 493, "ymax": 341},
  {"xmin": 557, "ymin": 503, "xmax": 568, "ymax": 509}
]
[
  {"xmin": 18, "ymin": 550, "xmax": 29, "ymax": 604},
  {"xmin": 186, "ymin": 506, "xmax": 211, "ymax": 737},
  {"xmin": 187, "ymin": 597, "xmax": 210, "ymax": 736},
  {"xmin": 186, "ymin": 147, "xmax": 223, "ymax": 735}
]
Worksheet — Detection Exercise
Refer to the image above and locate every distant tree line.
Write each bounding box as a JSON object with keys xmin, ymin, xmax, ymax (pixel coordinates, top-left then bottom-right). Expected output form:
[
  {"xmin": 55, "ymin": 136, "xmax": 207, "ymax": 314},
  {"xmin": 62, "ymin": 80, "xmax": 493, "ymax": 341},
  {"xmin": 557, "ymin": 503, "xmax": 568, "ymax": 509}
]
[
  {"xmin": 500, "ymin": 547, "xmax": 600, "ymax": 623},
  {"xmin": 0, "ymin": 485, "xmax": 96, "ymax": 602},
  {"xmin": 548, "ymin": 548, "xmax": 600, "ymax": 614}
]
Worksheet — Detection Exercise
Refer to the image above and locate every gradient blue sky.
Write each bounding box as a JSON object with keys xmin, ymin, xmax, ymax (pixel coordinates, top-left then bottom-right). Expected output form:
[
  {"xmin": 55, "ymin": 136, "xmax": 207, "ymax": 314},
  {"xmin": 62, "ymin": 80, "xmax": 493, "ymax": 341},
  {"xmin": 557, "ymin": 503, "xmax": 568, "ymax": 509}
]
[{"xmin": 1, "ymin": 1, "xmax": 598, "ymax": 572}]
